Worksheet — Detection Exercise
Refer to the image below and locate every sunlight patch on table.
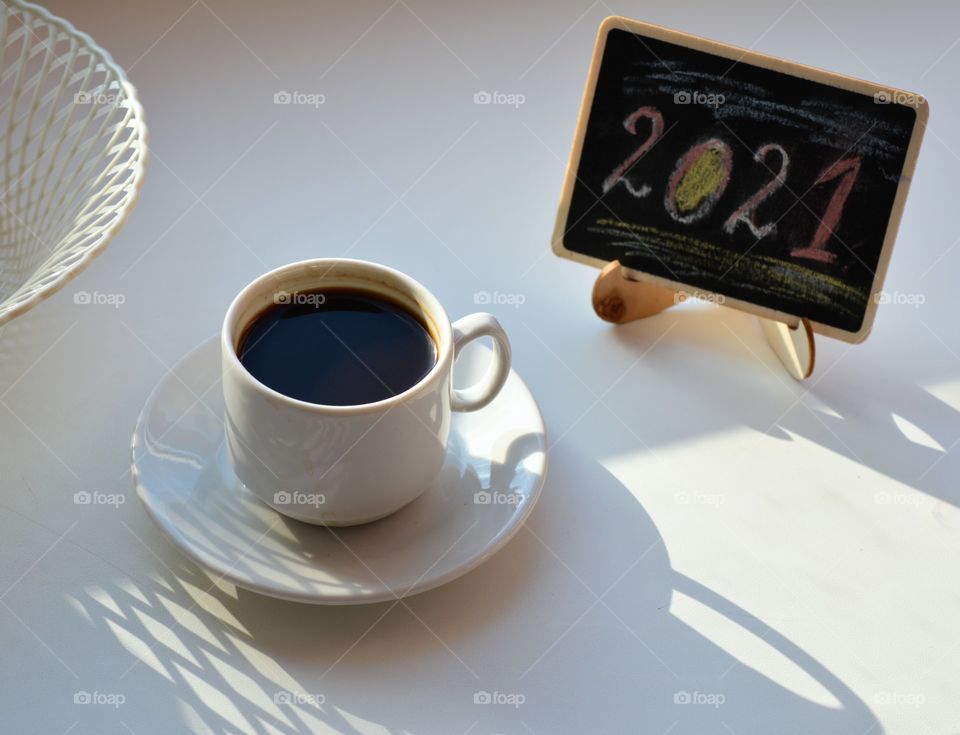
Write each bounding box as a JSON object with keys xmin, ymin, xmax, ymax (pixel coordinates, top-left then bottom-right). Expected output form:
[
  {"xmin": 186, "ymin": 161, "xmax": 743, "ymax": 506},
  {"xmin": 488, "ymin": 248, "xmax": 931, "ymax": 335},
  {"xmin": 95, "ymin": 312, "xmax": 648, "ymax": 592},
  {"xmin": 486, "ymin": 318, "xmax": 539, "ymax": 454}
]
[
  {"xmin": 671, "ymin": 589, "xmax": 840, "ymax": 709},
  {"xmin": 104, "ymin": 617, "xmax": 173, "ymax": 682},
  {"xmin": 892, "ymin": 413, "xmax": 944, "ymax": 452}
]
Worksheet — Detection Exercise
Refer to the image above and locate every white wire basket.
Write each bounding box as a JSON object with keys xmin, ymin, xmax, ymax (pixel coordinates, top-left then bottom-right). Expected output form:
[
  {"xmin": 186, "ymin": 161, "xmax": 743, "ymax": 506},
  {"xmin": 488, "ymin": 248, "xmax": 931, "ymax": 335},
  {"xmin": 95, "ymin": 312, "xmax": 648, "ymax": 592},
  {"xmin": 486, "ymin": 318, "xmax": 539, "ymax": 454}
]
[{"xmin": 0, "ymin": 0, "xmax": 147, "ymax": 326}]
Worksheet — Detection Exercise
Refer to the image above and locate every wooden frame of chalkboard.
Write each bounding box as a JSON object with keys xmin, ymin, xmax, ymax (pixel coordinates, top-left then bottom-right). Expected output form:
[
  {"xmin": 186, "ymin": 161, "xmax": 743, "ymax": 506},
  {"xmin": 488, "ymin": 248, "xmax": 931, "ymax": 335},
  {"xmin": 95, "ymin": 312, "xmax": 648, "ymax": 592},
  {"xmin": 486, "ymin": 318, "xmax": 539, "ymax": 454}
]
[{"xmin": 552, "ymin": 16, "xmax": 928, "ymax": 343}]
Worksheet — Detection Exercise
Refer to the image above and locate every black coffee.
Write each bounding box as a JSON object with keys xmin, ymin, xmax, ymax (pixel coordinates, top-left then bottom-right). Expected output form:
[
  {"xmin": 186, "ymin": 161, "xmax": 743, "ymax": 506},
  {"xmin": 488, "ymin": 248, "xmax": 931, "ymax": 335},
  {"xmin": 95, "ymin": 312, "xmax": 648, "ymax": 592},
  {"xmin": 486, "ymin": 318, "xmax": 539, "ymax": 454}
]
[{"xmin": 238, "ymin": 288, "xmax": 437, "ymax": 406}]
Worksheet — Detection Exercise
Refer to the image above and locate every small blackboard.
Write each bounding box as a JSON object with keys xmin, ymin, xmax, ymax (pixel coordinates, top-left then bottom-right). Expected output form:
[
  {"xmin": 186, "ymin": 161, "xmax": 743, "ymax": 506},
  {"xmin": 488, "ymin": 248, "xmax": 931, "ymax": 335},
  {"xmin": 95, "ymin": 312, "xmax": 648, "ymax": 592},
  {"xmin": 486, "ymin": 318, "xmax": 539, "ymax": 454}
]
[{"xmin": 553, "ymin": 17, "xmax": 927, "ymax": 342}]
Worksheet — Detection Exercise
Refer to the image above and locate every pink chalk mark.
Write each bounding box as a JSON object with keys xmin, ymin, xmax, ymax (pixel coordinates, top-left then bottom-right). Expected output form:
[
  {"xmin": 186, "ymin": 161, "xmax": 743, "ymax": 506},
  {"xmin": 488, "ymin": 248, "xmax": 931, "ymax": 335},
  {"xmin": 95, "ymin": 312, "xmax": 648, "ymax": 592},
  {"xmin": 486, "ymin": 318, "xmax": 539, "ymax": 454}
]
[
  {"xmin": 724, "ymin": 143, "xmax": 789, "ymax": 239},
  {"xmin": 791, "ymin": 157, "xmax": 861, "ymax": 264},
  {"xmin": 601, "ymin": 106, "xmax": 664, "ymax": 195}
]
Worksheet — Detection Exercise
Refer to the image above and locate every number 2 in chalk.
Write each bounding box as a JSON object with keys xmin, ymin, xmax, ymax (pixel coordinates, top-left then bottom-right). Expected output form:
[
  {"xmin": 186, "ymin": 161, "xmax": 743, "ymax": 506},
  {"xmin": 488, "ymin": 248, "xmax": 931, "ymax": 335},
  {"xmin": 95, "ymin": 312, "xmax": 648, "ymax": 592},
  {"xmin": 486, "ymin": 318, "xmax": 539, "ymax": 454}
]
[
  {"xmin": 724, "ymin": 143, "xmax": 789, "ymax": 239},
  {"xmin": 601, "ymin": 106, "xmax": 663, "ymax": 197}
]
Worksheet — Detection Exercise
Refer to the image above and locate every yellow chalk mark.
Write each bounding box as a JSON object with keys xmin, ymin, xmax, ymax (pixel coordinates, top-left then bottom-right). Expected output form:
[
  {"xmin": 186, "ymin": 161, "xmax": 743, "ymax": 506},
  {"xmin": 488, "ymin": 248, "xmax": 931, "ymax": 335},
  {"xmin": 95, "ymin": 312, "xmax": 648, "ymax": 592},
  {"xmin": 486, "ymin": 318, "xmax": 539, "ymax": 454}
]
[
  {"xmin": 593, "ymin": 218, "xmax": 868, "ymax": 306},
  {"xmin": 675, "ymin": 148, "xmax": 727, "ymax": 214}
]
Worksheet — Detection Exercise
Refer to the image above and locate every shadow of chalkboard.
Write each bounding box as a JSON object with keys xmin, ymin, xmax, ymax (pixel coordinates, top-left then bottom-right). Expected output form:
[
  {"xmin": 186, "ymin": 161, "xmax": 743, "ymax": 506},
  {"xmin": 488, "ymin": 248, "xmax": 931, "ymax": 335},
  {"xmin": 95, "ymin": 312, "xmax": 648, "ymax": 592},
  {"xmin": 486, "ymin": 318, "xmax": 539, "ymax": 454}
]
[{"xmin": 553, "ymin": 17, "xmax": 927, "ymax": 342}]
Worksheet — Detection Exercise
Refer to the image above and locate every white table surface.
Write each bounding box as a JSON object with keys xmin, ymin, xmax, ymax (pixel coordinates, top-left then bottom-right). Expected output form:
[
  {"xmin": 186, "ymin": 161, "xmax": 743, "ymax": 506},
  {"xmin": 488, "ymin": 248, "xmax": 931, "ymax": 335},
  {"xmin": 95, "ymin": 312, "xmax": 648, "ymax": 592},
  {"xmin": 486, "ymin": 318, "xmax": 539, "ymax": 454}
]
[{"xmin": 2, "ymin": 1, "xmax": 959, "ymax": 733}]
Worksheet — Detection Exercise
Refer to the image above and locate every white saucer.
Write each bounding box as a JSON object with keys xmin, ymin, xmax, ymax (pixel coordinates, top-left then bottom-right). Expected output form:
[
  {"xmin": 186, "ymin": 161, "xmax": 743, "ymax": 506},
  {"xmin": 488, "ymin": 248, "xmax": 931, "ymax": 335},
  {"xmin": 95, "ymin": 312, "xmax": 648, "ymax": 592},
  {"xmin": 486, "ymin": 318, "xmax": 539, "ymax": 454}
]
[{"xmin": 131, "ymin": 336, "xmax": 546, "ymax": 604}]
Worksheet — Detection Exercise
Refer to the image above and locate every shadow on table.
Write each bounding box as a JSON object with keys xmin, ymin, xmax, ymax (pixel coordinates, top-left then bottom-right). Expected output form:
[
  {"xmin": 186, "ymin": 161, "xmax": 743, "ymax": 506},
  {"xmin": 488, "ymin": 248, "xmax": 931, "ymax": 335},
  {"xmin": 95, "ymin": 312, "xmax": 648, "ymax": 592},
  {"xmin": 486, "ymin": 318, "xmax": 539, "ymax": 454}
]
[
  {"xmin": 596, "ymin": 303, "xmax": 960, "ymax": 507},
  {"xmin": 66, "ymin": 447, "xmax": 879, "ymax": 735}
]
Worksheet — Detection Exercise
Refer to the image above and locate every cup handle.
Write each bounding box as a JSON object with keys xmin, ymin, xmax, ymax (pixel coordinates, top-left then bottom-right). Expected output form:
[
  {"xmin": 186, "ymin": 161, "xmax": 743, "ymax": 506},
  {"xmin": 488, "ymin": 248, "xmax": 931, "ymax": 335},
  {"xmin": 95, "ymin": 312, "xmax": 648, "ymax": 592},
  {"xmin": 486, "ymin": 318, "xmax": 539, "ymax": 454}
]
[{"xmin": 450, "ymin": 313, "xmax": 512, "ymax": 412}]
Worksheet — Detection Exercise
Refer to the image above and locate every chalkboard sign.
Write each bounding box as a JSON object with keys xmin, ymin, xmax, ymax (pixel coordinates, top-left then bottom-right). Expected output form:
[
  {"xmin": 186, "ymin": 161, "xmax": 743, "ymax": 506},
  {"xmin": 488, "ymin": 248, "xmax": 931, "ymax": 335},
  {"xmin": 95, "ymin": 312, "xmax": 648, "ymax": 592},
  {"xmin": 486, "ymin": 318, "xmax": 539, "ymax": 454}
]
[{"xmin": 553, "ymin": 17, "xmax": 927, "ymax": 342}]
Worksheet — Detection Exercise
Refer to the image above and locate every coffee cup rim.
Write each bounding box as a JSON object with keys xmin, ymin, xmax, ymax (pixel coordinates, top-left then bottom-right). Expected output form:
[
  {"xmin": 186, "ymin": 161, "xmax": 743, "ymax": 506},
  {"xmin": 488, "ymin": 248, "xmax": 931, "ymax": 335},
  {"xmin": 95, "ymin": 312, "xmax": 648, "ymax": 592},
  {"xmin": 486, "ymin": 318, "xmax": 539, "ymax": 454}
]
[{"xmin": 222, "ymin": 258, "xmax": 453, "ymax": 415}]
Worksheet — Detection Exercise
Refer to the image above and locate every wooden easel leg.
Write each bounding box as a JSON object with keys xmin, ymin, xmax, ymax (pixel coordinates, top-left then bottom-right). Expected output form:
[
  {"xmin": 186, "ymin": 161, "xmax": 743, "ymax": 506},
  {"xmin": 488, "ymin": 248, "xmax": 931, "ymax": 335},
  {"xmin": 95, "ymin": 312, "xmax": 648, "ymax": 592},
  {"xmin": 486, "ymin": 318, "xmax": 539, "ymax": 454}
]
[
  {"xmin": 758, "ymin": 317, "xmax": 815, "ymax": 380},
  {"xmin": 592, "ymin": 260, "xmax": 683, "ymax": 323},
  {"xmin": 591, "ymin": 260, "xmax": 816, "ymax": 380}
]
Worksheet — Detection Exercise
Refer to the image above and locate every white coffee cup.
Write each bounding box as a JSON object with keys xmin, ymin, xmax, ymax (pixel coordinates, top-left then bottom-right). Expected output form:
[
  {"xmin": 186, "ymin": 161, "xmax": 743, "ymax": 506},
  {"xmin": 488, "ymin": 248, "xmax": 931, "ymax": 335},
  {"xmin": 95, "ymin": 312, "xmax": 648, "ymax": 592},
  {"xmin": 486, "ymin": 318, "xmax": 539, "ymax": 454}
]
[{"xmin": 221, "ymin": 258, "xmax": 512, "ymax": 526}]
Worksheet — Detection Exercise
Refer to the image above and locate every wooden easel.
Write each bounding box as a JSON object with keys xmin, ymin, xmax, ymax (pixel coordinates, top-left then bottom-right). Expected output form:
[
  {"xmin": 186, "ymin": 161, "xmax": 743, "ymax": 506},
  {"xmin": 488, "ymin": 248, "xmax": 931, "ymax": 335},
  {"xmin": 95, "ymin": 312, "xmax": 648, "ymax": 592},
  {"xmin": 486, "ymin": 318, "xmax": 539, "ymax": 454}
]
[{"xmin": 592, "ymin": 261, "xmax": 815, "ymax": 380}]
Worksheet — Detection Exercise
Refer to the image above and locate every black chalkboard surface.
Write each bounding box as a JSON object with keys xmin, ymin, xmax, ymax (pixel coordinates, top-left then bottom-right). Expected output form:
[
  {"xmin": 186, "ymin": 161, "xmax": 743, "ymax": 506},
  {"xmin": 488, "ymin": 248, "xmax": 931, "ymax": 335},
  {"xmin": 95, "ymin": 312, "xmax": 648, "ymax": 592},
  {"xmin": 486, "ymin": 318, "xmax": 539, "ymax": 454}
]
[{"xmin": 553, "ymin": 17, "xmax": 927, "ymax": 342}]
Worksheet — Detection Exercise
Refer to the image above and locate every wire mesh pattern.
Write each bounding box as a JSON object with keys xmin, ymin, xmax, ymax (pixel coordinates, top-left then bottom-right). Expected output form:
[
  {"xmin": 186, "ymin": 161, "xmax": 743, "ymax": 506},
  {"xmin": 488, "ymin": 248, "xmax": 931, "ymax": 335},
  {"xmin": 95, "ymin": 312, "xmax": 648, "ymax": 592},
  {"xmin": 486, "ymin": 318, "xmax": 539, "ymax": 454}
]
[{"xmin": 0, "ymin": 0, "xmax": 147, "ymax": 326}]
